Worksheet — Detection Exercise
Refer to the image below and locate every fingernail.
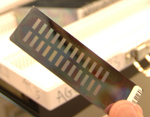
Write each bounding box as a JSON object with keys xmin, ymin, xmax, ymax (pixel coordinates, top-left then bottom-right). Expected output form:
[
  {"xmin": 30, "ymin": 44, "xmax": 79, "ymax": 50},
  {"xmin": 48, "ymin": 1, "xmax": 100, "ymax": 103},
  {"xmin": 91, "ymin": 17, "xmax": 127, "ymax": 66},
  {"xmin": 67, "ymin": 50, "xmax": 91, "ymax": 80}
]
[
  {"xmin": 114, "ymin": 104, "xmax": 141, "ymax": 117},
  {"xmin": 104, "ymin": 103, "xmax": 114, "ymax": 114}
]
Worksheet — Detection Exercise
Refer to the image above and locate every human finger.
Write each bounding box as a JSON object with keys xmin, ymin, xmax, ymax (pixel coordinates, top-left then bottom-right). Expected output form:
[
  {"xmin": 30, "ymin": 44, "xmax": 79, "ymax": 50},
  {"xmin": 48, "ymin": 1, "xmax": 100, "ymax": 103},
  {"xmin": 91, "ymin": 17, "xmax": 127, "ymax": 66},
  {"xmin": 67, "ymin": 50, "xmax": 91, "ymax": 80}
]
[{"xmin": 108, "ymin": 100, "xmax": 143, "ymax": 117}]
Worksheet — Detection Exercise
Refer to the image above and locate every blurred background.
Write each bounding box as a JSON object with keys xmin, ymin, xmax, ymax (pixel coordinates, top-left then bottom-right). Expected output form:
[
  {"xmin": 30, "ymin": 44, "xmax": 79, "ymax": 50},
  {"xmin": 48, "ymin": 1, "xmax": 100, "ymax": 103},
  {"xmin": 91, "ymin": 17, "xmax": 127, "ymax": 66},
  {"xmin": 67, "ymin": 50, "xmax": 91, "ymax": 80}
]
[{"xmin": 0, "ymin": 0, "xmax": 150, "ymax": 117}]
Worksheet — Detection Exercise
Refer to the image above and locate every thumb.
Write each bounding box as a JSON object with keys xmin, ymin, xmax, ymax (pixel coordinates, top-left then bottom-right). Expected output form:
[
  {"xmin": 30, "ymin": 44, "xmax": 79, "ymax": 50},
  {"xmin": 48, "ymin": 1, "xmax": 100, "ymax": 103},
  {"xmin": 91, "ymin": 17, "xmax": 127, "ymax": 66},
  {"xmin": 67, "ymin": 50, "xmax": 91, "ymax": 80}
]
[{"xmin": 109, "ymin": 100, "xmax": 143, "ymax": 117}]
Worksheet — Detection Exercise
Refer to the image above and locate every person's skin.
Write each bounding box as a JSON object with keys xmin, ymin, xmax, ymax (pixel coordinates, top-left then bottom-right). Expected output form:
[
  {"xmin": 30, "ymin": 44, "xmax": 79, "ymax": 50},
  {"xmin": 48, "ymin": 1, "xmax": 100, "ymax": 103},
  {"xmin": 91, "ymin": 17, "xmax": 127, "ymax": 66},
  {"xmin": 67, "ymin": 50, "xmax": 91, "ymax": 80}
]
[{"xmin": 105, "ymin": 100, "xmax": 144, "ymax": 117}]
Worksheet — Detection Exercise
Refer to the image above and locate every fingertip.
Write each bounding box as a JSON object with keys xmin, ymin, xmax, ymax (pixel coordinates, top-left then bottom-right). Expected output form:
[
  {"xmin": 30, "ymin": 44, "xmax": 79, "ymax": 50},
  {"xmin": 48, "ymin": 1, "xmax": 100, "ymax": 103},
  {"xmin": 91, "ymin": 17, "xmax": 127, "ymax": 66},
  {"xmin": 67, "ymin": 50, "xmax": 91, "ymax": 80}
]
[
  {"xmin": 135, "ymin": 104, "xmax": 143, "ymax": 115},
  {"xmin": 104, "ymin": 103, "xmax": 114, "ymax": 114},
  {"xmin": 108, "ymin": 100, "xmax": 143, "ymax": 117}
]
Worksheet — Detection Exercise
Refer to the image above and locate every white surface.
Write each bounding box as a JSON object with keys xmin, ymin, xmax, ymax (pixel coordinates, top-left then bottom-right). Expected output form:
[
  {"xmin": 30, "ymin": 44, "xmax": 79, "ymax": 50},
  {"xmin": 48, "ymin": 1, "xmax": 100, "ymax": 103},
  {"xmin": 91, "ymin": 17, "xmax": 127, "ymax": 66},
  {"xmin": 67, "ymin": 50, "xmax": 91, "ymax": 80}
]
[
  {"xmin": 0, "ymin": 0, "xmax": 34, "ymax": 14},
  {"xmin": 22, "ymin": 63, "xmax": 62, "ymax": 90}
]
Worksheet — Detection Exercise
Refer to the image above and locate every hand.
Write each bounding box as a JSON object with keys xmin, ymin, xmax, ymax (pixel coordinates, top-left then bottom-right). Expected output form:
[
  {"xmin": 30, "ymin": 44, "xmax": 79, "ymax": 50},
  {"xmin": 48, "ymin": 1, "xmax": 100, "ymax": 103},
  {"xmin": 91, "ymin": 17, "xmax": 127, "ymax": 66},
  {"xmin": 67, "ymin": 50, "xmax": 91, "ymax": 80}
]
[{"xmin": 105, "ymin": 100, "xmax": 144, "ymax": 117}]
